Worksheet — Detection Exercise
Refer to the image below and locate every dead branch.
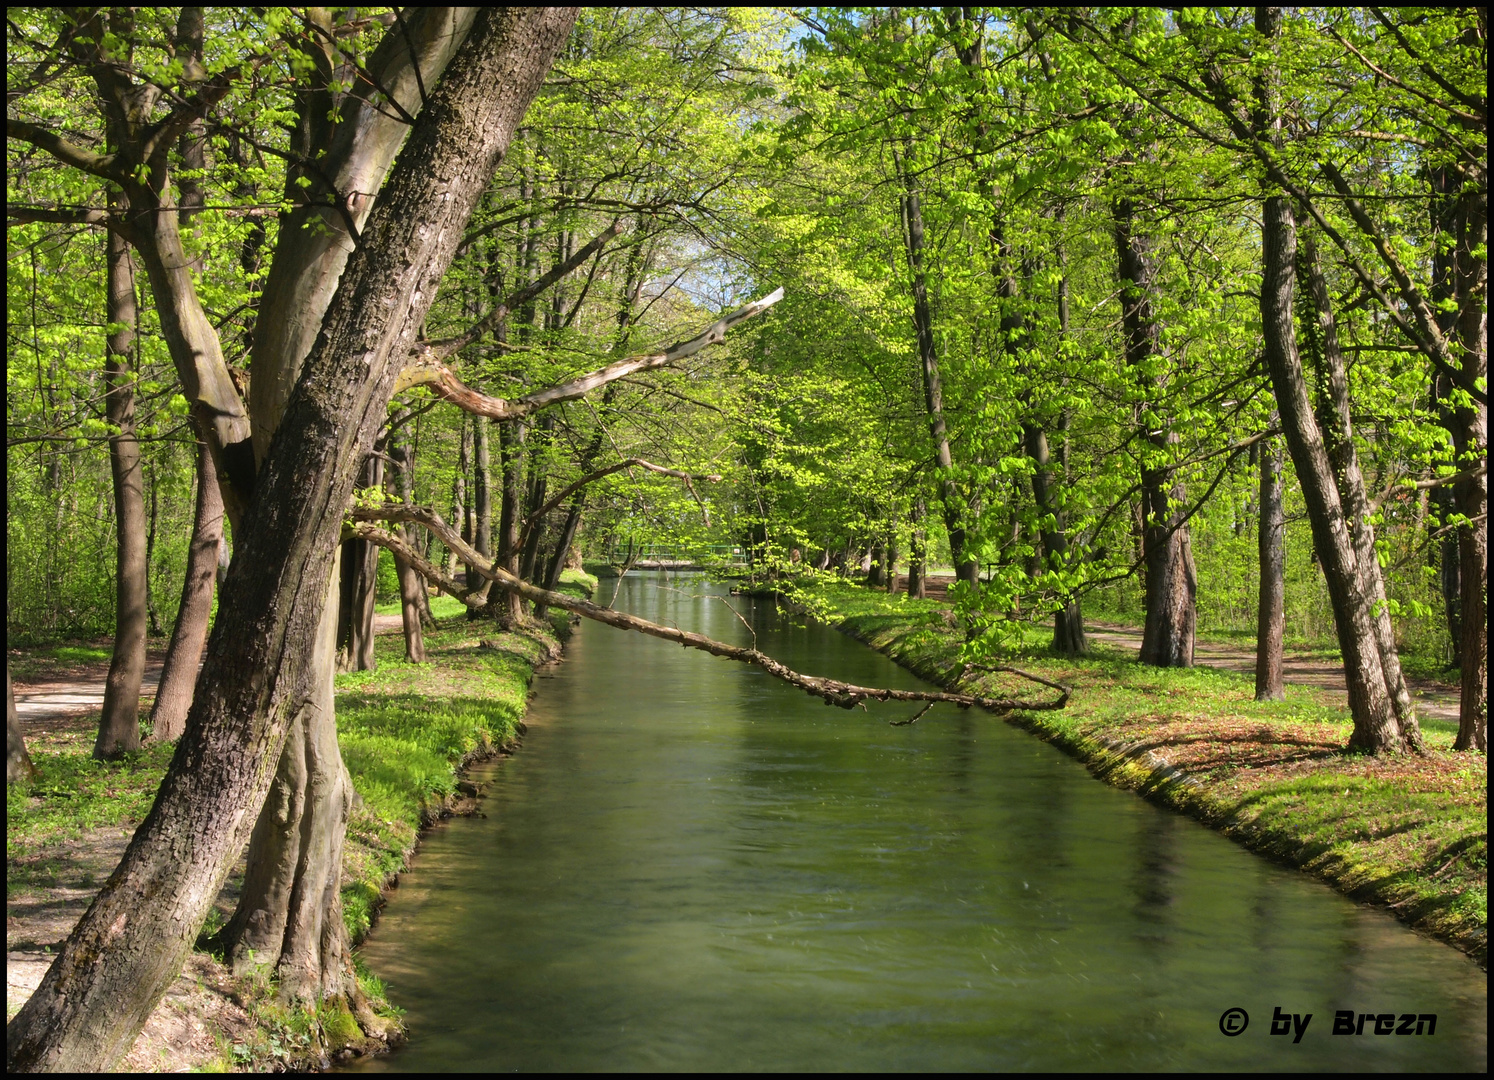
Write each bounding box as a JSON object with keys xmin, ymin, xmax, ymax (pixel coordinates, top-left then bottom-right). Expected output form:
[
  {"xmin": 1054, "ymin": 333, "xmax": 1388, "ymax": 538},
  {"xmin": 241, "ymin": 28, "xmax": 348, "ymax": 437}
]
[
  {"xmin": 394, "ymin": 286, "xmax": 784, "ymax": 421},
  {"xmin": 347, "ymin": 506, "xmax": 1070, "ymax": 715}
]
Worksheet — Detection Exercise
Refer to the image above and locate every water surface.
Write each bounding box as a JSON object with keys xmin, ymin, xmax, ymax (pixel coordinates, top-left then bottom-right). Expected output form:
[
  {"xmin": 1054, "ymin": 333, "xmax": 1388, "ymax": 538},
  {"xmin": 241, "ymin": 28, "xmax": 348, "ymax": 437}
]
[{"xmin": 353, "ymin": 575, "xmax": 1486, "ymax": 1071}]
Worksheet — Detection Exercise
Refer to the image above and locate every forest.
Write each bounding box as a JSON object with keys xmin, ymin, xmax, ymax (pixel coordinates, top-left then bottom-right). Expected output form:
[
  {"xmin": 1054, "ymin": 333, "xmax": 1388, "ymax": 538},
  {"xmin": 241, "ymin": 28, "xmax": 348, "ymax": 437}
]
[{"xmin": 6, "ymin": 6, "xmax": 1486, "ymax": 1072}]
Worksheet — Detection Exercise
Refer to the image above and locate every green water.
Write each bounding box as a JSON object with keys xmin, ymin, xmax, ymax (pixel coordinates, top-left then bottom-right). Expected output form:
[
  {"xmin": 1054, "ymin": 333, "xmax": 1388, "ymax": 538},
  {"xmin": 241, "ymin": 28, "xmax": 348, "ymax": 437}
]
[{"xmin": 352, "ymin": 575, "xmax": 1486, "ymax": 1072}]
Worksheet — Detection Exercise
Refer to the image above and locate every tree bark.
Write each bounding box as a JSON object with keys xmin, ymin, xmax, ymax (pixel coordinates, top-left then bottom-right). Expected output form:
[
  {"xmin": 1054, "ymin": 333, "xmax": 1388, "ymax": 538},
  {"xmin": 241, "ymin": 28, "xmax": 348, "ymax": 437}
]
[
  {"xmin": 907, "ymin": 498, "xmax": 927, "ymax": 599},
  {"xmin": 467, "ymin": 414, "xmax": 494, "ymax": 614},
  {"xmin": 1255, "ymin": 436, "xmax": 1285, "ymax": 701},
  {"xmin": 97, "ymin": 199, "xmax": 147, "ymax": 761},
  {"xmin": 147, "ymin": 419, "xmax": 224, "ymax": 742},
  {"xmin": 1252, "ymin": 8, "xmax": 1409, "ymax": 752},
  {"xmin": 1114, "ymin": 196, "xmax": 1195, "ymax": 667},
  {"xmin": 5, "ymin": 10, "xmax": 577, "ymax": 1069},
  {"xmin": 336, "ymin": 455, "xmax": 382, "ymax": 673},
  {"xmin": 390, "ymin": 411, "xmax": 427, "ymax": 662},
  {"xmin": 899, "ymin": 182, "xmax": 976, "ymax": 587},
  {"xmin": 451, "ymin": 415, "xmax": 471, "ymax": 584},
  {"xmin": 1428, "ymin": 139, "xmax": 1488, "ymax": 751},
  {"xmin": 8, "ymin": 667, "xmax": 36, "ymax": 785},
  {"xmin": 494, "ymin": 419, "xmax": 527, "ymax": 627}
]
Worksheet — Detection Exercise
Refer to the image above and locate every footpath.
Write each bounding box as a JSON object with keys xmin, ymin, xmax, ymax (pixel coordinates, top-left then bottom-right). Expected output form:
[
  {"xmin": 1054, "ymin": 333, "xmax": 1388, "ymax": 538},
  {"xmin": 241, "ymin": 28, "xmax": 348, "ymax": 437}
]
[
  {"xmin": 7, "ymin": 580, "xmax": 592, "ymax": 1071},
  {"xmin": 786, "ymin": 579, "xmax": 1485, "ymax": 968}
]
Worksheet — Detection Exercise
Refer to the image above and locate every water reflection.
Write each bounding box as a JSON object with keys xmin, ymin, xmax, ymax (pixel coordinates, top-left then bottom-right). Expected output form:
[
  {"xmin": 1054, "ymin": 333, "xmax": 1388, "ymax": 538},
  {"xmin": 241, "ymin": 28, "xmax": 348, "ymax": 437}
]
[{"xmin": 351, "ymin": 574, "xmax": 1485, "ymax": 1072}]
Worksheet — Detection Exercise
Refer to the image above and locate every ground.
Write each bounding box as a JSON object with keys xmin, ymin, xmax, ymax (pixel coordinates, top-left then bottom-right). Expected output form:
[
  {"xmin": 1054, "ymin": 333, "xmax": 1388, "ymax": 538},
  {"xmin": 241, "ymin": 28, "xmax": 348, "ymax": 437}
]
[{"xmin": 7, "ymin": 575, "xmax": 594, "ymax": 1071}]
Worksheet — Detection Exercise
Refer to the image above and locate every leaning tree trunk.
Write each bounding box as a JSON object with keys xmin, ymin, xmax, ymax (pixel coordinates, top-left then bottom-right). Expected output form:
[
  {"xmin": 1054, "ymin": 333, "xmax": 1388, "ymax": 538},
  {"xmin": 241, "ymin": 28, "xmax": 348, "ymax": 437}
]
[
  {"xmin": 97, "ymin": 200, "xmax": 147, "ymax": 761},
  {"xmin": 1297, "ymin": 236, "xmax": 1418, "ymax": 733},
  {"xmin": 1255, "ymin": 436, "xmax": 1286, "ymax": 701},
  {"xmin": 5, "ymin": 11, "xmax": 577, "ymax": 1070},
  {"xmin": 1259, "ymin": 200, "xmax": 1405, "ymax": 749},
  {"xmin": 147, "ymin": 419, "xmax": 225, "ymax": 742},
  {"xmin": 8, "ymin": 666, "xmax": 37, "ymax": 785},
  {"xmin": 1114, "ymin": 195, "xmax": 1195, "ymax": 667},
  {"xmin": 1251, "ymin": 15, "xmax": 1408, "ymax": 753}
]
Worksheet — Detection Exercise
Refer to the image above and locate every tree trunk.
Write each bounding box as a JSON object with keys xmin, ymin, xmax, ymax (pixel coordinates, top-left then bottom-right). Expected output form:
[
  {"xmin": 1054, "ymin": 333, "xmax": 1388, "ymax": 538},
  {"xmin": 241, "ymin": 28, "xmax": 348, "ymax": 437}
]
[
  {"xmin": 907, "ymin": 499, "xmax": 927, "ymax": 599},
  {"xmin": 390, "ymin": 412, "xmax": 427, "ymax": 662},
  {"xmin": 899, "ymin": 182, "xmax": 975, "ymax": 587},
  {"xmin": 8, "ymin": 666, "xmax": 36, "ymax": 785},
  {"xmin": 519, "ymin": 414, "xmax": 555, "ymax": 583},
  {"xmin": 467, "ymin": 414, "xmax": 494, "ymax": 614},
  {"xmin": 337, "ymin": 456, "xmax": 382, "ymax": 673},
  {"xmin": 223, "ymin": 556, "xmax": 354, "ymax": 1006},
  {"xmin": 494, "ymin": 419, "xmax": 526, "ymax": 627},
  {"xmin": 1114, "ymin": 195, "xmax": 1195, "ymax": 667},
  {"xmin": 451, "ymin": 415, "xmax": 471, "ymax": 585},
  {"xmin": 868, "ymin": 539, "xmax": 886, "ymax": 588},
  {"xmin": 97, "ymin": 201, "xmax": 147, "ymax": 761},
  {"xmin": 1255, "ymin": 436, "xmax": 1285, "ymax": 701},
  {"xmin": 5, "ymin": 11, "xmax": 577, "ymax": 1068},
  {"xmin": 1260, "ymin": 199, "xmax": 1405, "ymax": 748},
  {"xmin": 1297, "ymin": 236, "xmax": 1419, "ymax": 734},
  {"xmin": 1024, "ymin": 423, "xmax": 1086, "ymax": 656},
  {"xmin": 1429, "ymin": 143, "xmax": 1488, "ymax": 751},
  {"xmin": 147, "ymin": 420, "xmax": 224, "ymax": 742},
  {"xmin": 1251, "ymin": 12, "xmax": 1410, "ymax": 752}
]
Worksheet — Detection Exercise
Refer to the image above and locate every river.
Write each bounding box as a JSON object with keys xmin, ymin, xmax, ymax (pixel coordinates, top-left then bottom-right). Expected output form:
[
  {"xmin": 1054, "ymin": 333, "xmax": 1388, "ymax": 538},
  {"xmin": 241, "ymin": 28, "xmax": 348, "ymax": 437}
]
[{"xmin": 351, "ymin": 574, "xmax": 1486, "ymax": 1071}]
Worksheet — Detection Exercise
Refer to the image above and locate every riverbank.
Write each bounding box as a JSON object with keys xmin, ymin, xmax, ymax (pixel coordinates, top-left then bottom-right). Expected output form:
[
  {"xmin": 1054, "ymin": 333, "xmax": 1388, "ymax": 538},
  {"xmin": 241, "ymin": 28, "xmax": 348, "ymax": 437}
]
[
  {"xmin": 774, "ymin": 578, "xmax": 1486, "ymax": 967},
  {"xmin": 6, "ymin": 570, "xmax": 595, "ymax": 1070}
]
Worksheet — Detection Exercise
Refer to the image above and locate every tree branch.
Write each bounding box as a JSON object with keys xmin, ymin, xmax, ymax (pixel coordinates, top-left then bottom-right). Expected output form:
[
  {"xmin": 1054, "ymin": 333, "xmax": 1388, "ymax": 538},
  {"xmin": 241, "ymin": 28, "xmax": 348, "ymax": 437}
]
[
  {"xmin": 396, "ymin": 286, "xmax": 784, "ymax": 420},
  {"xmin": 348, "ymin": 508, "xmax": 1069, "ymax": 714},
  {"xmin": 6, "ymin": 118, "xmax": 123, "ymax": 182}
]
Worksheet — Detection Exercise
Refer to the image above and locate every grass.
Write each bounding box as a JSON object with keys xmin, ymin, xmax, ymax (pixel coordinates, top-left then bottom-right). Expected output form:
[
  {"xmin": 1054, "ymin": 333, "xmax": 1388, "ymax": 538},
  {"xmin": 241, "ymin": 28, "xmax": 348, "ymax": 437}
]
[
  {"xmin": 781, "ymin": 576, "xmax": 1487, "ymax": 966},
  {"xmin": 6, "ymin": 570, "xmax": 598, "ymax": 1067}
]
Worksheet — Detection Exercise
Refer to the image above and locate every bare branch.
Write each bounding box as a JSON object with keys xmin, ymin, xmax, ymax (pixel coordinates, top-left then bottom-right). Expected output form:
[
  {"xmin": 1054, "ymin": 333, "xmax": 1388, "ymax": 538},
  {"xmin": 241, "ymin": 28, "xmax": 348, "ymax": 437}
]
[
  {"xmin": 397, "ymin": 286, "xmax": 785, "ymax": 420},
  {"xmin": 348, "ymin": 508, "xmax": 1070, "ymax": 714}
]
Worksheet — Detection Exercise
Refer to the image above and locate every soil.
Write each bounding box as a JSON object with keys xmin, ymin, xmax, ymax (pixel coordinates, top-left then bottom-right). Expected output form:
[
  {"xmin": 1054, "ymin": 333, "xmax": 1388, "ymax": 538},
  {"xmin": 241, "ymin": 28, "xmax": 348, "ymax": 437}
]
[{"xmin": 5, "ymin": 617, "xmax": 404, "ymax": 1070}]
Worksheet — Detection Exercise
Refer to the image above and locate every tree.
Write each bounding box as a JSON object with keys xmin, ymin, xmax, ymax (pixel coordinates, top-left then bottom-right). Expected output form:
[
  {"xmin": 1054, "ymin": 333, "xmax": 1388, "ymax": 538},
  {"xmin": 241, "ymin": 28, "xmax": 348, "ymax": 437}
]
[{"xmin": 6, "ymin": 9, "xmax": 578, "ymax": 1068}]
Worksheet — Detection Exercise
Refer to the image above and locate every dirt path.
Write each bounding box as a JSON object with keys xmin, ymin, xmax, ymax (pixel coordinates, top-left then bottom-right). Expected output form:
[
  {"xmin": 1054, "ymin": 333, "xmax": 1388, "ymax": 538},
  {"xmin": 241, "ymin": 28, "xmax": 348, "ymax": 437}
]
[
  {"xmin": 1083, "ymin": 620, "xmax": 1460, "ymax": 723},
  {"xmin": 886, "ymin": 576, "xmax": 1460, "ymax": 725}
]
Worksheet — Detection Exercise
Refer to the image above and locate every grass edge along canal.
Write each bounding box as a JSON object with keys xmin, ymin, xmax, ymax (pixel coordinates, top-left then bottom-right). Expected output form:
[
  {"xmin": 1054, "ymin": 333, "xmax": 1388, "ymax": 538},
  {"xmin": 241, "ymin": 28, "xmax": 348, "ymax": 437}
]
[
  {"xmin": 768, "ymin": 578, "xmax": 1486, "ymax": 969},
  {"xmin": 5, "ymin": 569, "xmax": 596, "ymax": 1071}
]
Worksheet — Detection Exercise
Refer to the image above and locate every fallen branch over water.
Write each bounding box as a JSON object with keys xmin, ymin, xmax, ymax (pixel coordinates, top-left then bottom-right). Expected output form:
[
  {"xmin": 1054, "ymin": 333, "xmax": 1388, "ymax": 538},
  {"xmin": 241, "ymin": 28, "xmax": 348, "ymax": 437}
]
[{"xmin": 348, "ymin": 506, "xmax": 1070, "ymax": 715}]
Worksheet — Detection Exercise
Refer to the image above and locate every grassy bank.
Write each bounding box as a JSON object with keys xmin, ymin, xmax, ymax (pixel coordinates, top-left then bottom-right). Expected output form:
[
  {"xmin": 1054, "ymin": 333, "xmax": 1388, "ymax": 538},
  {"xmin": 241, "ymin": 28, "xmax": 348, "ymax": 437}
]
[
  {"xmin": 781, "ymin": 578, "xmax": 1486, "ymax": 967},
  {"xmin": 6, "ymin": 569, "xmax": 596, "ymax": 1069}
]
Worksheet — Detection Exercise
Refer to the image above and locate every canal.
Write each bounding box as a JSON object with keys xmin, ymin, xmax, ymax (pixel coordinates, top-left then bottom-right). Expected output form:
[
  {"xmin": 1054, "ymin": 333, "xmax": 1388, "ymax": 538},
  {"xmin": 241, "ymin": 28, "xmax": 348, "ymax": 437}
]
[{"xmin": 352, "ymin": 575, "xmax": 1486, "ymax": 1071}]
